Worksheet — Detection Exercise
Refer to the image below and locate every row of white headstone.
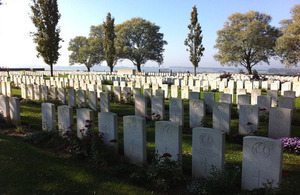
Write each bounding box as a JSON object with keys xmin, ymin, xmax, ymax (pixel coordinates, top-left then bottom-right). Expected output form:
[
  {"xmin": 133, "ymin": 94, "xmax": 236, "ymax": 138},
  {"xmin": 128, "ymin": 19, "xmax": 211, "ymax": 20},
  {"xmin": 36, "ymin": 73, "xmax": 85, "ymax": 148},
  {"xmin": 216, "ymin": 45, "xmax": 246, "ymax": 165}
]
[
  {"xmin": 3, "ymin": 71, "xmax": 300, "ymax": 97},
  {"xmin": 40, "ymin": 103, "xmax": 283, "ymax": 191}
]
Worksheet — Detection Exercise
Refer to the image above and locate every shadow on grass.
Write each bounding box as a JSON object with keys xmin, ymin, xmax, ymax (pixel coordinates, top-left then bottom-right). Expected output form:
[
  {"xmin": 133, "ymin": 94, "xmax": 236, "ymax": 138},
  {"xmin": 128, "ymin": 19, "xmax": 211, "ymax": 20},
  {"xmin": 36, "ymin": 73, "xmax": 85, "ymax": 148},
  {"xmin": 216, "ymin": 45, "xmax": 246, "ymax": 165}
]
[{"xmin": 0, "ymin": 133, "xmax": 154, "ymax": 195}]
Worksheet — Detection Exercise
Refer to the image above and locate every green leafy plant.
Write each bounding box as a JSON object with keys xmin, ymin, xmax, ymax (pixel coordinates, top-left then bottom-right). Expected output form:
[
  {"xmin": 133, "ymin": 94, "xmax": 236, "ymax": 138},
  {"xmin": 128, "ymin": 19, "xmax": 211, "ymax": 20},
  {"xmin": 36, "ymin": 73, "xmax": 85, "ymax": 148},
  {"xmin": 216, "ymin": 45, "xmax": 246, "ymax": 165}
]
[
  {"xmin": 88, "ymin": 133, "xmax": 118, "ymax": 166},
  {"xmin": 187, "ymin": 163, "xmax": 241, "ymax": 194},
  {"xmin": 130, "ymin": 153, "xmax": 183, "ymax": 191}
]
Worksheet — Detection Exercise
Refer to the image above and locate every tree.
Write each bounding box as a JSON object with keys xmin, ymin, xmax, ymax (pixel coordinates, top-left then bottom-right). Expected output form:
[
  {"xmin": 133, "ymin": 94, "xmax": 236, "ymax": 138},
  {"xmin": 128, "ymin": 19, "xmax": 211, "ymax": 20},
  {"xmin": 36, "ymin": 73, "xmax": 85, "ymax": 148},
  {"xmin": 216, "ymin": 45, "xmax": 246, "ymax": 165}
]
[
  {"xmin": 275, "ymin": 4, "xmax": 300, "ymax": 67},
  {"xmin": 115, "ymin": 18, "xmax": 167, "ymax": 72},
  {"xmin": 184, "ymin": 5, "xmax": 205, "ymax": 76},
  {"xmin": 214, "ymin": 11, "xmax": 279, "ymax": 74},
  {"xmin": 30, "ymin": 0, "xmax": 62, "ymax": 77},
  {"xmin": 103, "ymin": 13, "xmax": 117, "ymax": 73},
  {"xmin": 68, "ymin": 35, "xmax": 104, "ymax": 72}
]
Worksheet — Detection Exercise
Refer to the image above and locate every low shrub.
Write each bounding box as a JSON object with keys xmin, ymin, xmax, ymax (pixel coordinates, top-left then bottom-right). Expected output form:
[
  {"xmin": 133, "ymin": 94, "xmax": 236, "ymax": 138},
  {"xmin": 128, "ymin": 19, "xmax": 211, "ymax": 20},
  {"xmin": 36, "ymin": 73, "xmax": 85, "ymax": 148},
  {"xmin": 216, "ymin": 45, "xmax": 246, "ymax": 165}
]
[
  {"xmin": 130, "ymin": 153, "xmax": 183, "ymax": 191},
  {"xmin": 219, "ymin": 72, "xmax": 232, "ymax": 80},
  {"xmin": 186, "ymin": 163, "xmax": 241, "ymax": 195}
]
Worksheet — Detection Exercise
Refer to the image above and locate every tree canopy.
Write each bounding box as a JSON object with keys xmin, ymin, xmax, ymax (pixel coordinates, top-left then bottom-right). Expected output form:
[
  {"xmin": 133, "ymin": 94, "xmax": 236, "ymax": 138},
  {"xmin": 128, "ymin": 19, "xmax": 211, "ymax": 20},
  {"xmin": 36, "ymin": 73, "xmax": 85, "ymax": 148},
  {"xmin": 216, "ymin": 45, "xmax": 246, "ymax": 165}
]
[
  {"xmin": 103, "ymin": 13, "xmax": 117, "ymax": 73},
  {"xmin": 275, "ymin": 4, "xmax": 300, "ymax": 67},
  {"xmin": 115, "ymin": 18, "xmax": 167, "ymax": 72},
  {"xmin": 184, "ymin": 5, "xmax": 205, "ymax": 76},
  {"xmin": 30, "ymin": 0, "xmax": 62, "ymax": 77},
  {"xmin": 68, "ymin": 35, "xmax": 104, "ymax": 72},
  {"xmin": 214, "ymin": 11, "xmax": 279, "ymax": 74}
]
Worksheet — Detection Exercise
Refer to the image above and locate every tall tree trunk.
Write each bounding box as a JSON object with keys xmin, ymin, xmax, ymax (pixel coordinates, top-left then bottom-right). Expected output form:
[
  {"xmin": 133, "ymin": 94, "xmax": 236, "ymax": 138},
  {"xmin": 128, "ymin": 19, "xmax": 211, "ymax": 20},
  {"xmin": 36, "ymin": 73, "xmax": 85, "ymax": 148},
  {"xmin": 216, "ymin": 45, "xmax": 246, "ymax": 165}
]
[
  {"xmin": 50, "ymin": 64, "xmax": 53, "ymax": 77},
  {"xmin": 137, "ymin": 63, "xmax": 141, "ymax": 72},
  {"xmin": 110, "ymin": 66, "xmax": 113, "ymax": 73},
  {"xmin": 194, "ymin": 66, "xmax": 197, "ymax": 76},
  {"xmin": 87, "ymin": 66, "xmax": 90, "ymax": 72},
  {"xmin": 246, "ymin": 63, "xmax": 252, "ymax": 74}
]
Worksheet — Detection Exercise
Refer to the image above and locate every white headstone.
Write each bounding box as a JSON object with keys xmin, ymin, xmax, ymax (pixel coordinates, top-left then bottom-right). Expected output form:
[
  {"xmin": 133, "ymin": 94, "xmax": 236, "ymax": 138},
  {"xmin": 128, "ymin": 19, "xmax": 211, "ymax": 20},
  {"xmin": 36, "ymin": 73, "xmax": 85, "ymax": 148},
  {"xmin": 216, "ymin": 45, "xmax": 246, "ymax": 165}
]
[
  {"xmin": 98, "ymin": 112, "xmax": 118, "ymax": 151},
  {"xmin": 42, "ymin": 103, "xmax": 56, "ymax": 131},
  {"xmin": 239, "ymin": 105, "xmax": 259, "ymax": 134},
  {"xmin": 100, "ymin": 92, "xmax": 110, "ymax": 112},
  {"xmin": 251, "ymin": 89, "xmax": 261, "ymax": 105},
  {"xmin": 213, "ymin": 102, "xmax": 231, "ymax": 133},
  {"xmin": 189, "ymin": 99, "xmax": 205, "ymax": 128},
  {"xmin": 77, "ymin": 90, "xmax": 87, "ymax": 108},
  {"xmin": 169, "ymin": 98, "xmax": 184, "ymax": 126},
  {"xmin": 68, "ymin": 88, "xmax": 76, "ymax": 107},
  {"xmin": 268, "ymin": 107, "xmax": 292, "ymax": 139},
  {"xmin": 9, "ymin": 97, "xmax": 20, "ymax": 126},
  {"xmin": 203, "ymin": 93, "xmax": 215, "ymax": 113},
  {"xmin": 241, "ymin": 136, "xmax": 283, "ymax": 190},
  {"xmin": 151, "ymin": 97, "xmax": 164, "ymax": 120},
  {"xmin": 192, "ymin": 127, "xmax": 225, "ymax": 178},
  {"xmin": 135, "ymin": 95, "xmax": 147, "ymax": 116},
  {"xmin": 58, "ymin": 105, "xmax": 73, "ymax": 136},
  {"xmin": 123, "ymin": 116, "xmax": 147, "ymax": 166},
  {"xmin": 155, "ymin": 121, "xmax": 182, "ymax": 163},
  {"xmin": 88, "ymin": 91, "xmax": 98, "ymax": 111},
  {"xmin": 0, "ymin": 95, "xmax": 9, "ymax": 120},
  {"xmin": 267, "ymin": 90, "xmax": 278, "ymax": 107},
  {"xmin": 76, "ymin": 108, "xmax": 93, "ymax": 139}
]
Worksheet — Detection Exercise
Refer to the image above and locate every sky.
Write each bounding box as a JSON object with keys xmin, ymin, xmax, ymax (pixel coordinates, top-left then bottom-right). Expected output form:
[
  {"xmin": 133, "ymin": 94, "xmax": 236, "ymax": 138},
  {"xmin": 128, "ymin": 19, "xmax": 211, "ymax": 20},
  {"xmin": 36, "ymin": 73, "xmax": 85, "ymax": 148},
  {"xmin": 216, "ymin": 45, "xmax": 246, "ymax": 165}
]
[{"xmin": 0, "ymin": 0, "xmax": 299, "ymax": 71}]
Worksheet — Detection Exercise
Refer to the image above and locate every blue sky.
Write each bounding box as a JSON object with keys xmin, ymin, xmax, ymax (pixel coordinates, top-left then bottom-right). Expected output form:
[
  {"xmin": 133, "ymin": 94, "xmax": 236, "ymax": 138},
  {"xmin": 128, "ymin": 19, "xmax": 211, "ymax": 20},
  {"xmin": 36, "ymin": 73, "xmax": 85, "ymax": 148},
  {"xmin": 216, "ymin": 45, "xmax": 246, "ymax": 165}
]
[{"xmin": 0, "ymin": 0, "xmax": 298, "ymax": 71}]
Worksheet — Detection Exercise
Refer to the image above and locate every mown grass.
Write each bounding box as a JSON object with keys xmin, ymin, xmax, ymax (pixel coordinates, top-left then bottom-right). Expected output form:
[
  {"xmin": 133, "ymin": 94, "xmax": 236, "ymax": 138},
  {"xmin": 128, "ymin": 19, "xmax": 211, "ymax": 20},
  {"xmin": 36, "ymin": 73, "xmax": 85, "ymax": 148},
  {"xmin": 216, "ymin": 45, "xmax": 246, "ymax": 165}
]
[
  {"xmin": 0, "ymin": 134, "xmax": 154, "ymax": 195},
  {"xmin": 1, "ymin": 85, "xmax": 300, "ymax": 194}
]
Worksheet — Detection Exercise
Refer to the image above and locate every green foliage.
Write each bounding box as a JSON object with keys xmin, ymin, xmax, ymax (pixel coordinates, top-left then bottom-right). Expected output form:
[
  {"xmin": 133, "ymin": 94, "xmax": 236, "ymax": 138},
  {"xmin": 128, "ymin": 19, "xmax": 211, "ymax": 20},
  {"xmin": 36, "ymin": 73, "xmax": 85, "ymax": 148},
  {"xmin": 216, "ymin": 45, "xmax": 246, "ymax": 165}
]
[
  {"xmin": 184, "ymin": 5, "xmax": 205, "ymax": 76},
  {"xmin": 252, "ymin": 69, "xmax": 260, "ymax": 80},
  {"xmin": 30, "ymin": 0, "xmax": 62, "ymax": 77},
  {"xmin": 24, "ymin": 131, "xmax": 56, "ymax": 145},
  {"xmin": 214, "ymin": 11, "xmax": 279, "ymax": 74},
  {"xmin": 102, "ymin": 80, "xmax": 112, "ymax": 85},
  {"xmin": 275, "ymin": 4, "xmax": 300, "ymax": 68},
  {"xmin": 115, "ymin": 18, "xmax": 167, "ymax": 72},
  {"xmin": 219, "ymin": 72, "xmax": 232, "ymax": 80},
  {"xmin": 238, "ymin": 69, "xmax": 245, "ymax": 74},
  {"xmin": 103, "ymin": 13, "xmax": 117, "ymax": 73},
  {"xmin": 68, "ymin": 35, "xmax": 104, "ymax": 72},
  {"xmin": 130, "ymin": 153, "xmax": 183, "ymax": 191},
  {"xmin": 186, "ymin": 164, "xmax": 241, "ymax": 195},
  {"xmin": 89, "ymin": 134, "xmax": 118, "ymax": 166}
]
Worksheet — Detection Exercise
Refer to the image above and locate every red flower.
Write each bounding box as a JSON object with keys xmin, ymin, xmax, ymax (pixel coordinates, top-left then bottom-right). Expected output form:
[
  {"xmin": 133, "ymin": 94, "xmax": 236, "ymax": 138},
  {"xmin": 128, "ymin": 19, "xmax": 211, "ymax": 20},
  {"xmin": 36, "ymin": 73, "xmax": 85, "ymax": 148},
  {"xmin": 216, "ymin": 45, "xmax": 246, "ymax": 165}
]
[
  {"xmin": 18, "ymin": 97, "xmax": 23, "ymax": 100},
  {"xmin": 282, "ymin": 173, "xmax": 289, "ymax": 177},
  {"xmin": 109, "ymin": 139, "xmax": 118, "ymax": 143},
  {"xmin": 152, "ymin": 113, "xmax": 155, "ymax": 115},
  {"xmin": 86, "ymin": 120, "xmax": 91, "ymax": 123},
  {"xmin": 162, "ymin": 153, "xmax": 172, "ymax": 158},
  {"xmin": 155, "ymin": 114, "xmax": 160, "ymax": 117},
  {"xmin": 246, "ymin": 122, "xmax": 253, "ymax": 126},
  {"xmin": 165, "ymin": 98, "xmax": 169, "ymax": 100},
  {"xmin": 127, "ymin": 92, "xmax": 130, "ymax": 95},
  {"xmin": 67, "ymin": 146, "xmax": 72, "ymax": 151},
  {"xmin": 97, "ymin": 98, "xmax": 100, "ymax": 101},
  {"xmin": 259, "ymin": 108, "xmax": 266, "ymax": 111},
  {"xmin": 85, "ymin": 125, "xmax": 91, "ymax": 128}
]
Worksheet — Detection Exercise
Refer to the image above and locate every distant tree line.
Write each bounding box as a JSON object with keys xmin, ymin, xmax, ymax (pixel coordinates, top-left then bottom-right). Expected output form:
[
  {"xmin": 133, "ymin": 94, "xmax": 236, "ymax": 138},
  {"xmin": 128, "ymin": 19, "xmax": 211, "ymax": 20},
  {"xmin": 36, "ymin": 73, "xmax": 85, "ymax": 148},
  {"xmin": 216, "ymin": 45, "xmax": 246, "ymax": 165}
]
[
  {"xmin": 68, "ymin": 14, "xmax": 167, "ymax": 72},
  {"xmin": 214, "ymin": 4, "xmax": 300, "ymax": 74},
  {"xmin": 268, "ymin": 68, "xmax": 300, "ymax": 74},
  {"xmin": 29, "ymin": 1, "xmax": 299, "ymax": 75}
]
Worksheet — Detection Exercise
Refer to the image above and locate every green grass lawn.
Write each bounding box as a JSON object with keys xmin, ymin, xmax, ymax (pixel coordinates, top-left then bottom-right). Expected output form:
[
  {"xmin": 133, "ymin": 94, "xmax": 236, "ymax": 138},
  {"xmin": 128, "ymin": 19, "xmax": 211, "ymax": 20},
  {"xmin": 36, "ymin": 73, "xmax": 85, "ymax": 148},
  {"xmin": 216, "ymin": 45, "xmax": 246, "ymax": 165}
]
[{"xmin": 1, "ymin": 85, "xmax": 300, "ymax": 194}]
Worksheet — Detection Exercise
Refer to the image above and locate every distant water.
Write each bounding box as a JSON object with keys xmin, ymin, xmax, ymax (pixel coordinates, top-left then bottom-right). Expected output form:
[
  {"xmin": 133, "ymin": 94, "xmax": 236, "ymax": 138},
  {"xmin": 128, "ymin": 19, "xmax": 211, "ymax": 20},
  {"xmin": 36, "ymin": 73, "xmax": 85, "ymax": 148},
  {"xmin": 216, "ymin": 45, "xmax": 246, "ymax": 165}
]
[
  {"xmin": 42, "ymin": 65, "xmax": 247, "ymax": 73},
  {"xmin": 3, "ymin": 64, "xmax": 270, "ymax": 73}
]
